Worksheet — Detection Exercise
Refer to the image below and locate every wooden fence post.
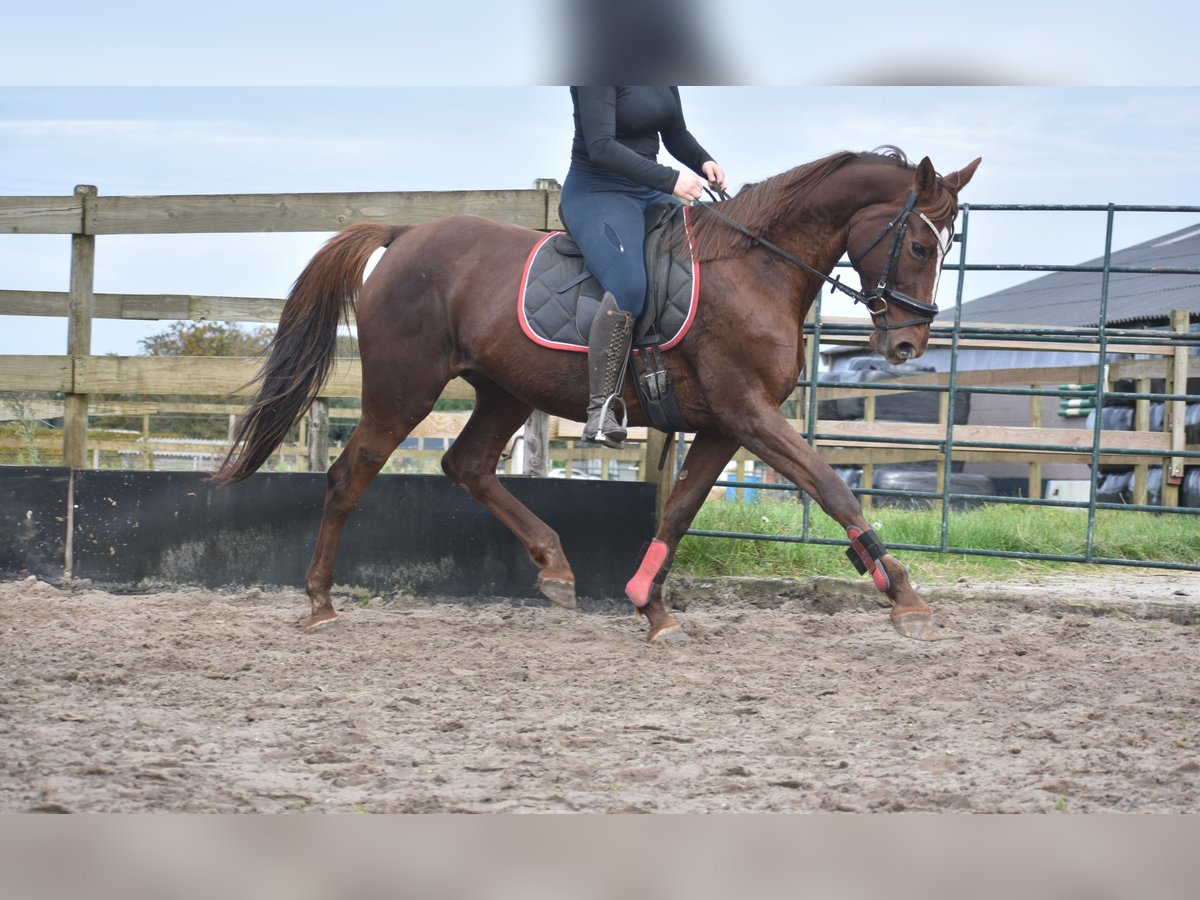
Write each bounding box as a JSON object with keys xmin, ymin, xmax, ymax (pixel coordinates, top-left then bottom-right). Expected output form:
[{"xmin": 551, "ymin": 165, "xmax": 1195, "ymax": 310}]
[
  {"xmin": 861, "ymin": 394, "xmax": 876, "ymax": 510},
  {"xmin": 1164, "ymin": 308, "xmax": 1190, "ymax": 506},
  {"xmin": 1028, "ymin": 388, "xmax": 1043, "ymax": 499},
  {"xmin": 936, "ymin": 391, "xmax": 949, "ymax": 514},
  {"xmin": 142, "ymin": 413, "xmax": 152, "ymax": 470},
  {"xmin": 524, "ymin": 409, "xmax": 549, "ymax": 477},
  {"xmin": 643, "ymin": 429, "xmax": 674, "ymax": 523},
  {"xmin": 64, "ymin": 185, "xmax": 96, "ymax": 469},
  {"xmin": 306, "ymin": 399, "xmax": 330, "ymax": 473},
  {"xmin": 1134, "ymin": 377, "xmax": 1151, "ymax": 505}
]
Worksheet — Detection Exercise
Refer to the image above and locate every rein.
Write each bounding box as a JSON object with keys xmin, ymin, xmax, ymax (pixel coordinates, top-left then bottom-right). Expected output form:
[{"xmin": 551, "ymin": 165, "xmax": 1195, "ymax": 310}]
[{"xmin": 696, "ymin": 187, "xmax": 943, "ymax": 332}]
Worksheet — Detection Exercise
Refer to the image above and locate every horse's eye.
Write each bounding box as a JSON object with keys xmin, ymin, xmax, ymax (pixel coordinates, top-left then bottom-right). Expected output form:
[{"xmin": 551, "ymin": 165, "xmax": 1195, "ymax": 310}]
[{"xmin": 911, "ymin": 242, "xmax": 930, "ymax": 260}]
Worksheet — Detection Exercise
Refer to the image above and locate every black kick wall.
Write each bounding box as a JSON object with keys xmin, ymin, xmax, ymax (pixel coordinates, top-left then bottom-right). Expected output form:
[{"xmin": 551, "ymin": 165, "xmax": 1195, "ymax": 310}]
[
  {"xmin": 0, "ymin": 467, "xmax": 69, "ymax": 583},
  {"xmin": 0, "ymin": 468, "xmax": 658, "ymax": 611}
]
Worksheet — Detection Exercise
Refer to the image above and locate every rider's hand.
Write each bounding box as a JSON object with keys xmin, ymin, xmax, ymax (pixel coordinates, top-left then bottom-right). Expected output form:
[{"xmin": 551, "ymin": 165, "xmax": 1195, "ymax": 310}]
[
  {"xmin": 702, "ymin": 160, "xmax": 728, "ymax": 193},
  {"xmin": 672, "ymin": 170, "xmax": 706, "ymax": 203}
]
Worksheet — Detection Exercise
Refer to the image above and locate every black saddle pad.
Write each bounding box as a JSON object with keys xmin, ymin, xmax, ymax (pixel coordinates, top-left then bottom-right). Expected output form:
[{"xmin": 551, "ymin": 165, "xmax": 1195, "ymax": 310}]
[{"xmin": 517, "ymin": 203, "xmax": 699, "ymax": 352}]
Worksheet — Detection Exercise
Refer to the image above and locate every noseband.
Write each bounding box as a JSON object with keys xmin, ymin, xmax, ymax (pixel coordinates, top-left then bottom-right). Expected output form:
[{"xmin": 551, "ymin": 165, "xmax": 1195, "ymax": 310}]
[{"xmin": 697, "ymin": 188, "xmax": 950, "ymax": 333}]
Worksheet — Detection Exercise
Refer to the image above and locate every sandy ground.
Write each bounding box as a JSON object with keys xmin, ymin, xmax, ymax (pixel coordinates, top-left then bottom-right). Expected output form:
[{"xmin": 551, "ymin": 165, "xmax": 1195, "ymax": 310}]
[{"xmin": 2, "ymin": 571, "xmax": 1198, "ymax": 813}]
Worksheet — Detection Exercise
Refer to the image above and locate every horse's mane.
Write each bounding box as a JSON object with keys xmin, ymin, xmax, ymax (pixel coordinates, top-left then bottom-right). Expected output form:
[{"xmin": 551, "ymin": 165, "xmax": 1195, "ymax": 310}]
[{"xmin": 686, "ymin": 146, "xmax": 920, "ymax": 263}]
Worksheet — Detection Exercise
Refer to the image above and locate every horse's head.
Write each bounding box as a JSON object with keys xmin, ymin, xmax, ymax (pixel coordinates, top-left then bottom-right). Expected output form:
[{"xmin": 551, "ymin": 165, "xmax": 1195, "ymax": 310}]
[{"xmin": 846, "ymin": 156, "xmax": 981, "ymax": 365}]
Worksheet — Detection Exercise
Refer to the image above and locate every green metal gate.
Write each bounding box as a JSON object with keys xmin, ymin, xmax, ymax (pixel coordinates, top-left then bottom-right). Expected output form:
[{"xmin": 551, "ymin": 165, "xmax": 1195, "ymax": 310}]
[{"xmin": 692, "ymin": 203, "xmax": 1200, "ymax": 572}]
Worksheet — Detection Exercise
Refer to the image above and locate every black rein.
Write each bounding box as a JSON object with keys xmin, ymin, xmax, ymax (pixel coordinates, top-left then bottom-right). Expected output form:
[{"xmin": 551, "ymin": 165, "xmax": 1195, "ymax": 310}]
[{"xmin": 695, "ymin": 187, "xmax": 943, "ymax": 332}]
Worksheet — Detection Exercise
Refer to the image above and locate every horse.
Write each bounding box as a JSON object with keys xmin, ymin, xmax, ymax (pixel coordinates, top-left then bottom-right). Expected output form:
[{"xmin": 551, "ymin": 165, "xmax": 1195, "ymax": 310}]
[{"xmin": 213, "ymin": 147, "xmax": 981, "ymax": 642}]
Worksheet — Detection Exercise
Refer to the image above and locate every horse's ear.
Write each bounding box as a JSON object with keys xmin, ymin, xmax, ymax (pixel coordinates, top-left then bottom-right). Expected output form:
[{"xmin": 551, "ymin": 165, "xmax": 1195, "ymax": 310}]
[
  {"xmin": 943, "ymin": 158, "xmax": 983, "ymax": 194},
  {"xmin": 914, "ymin": 157, "xmax": 937, "ymax": 198}
]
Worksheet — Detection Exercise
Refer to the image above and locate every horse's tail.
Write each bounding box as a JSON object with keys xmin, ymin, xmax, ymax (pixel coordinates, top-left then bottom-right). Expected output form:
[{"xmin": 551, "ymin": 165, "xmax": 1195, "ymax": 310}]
[{"xmin": 211, "ymin": 222, "xmax": 410, "ymax": 485}]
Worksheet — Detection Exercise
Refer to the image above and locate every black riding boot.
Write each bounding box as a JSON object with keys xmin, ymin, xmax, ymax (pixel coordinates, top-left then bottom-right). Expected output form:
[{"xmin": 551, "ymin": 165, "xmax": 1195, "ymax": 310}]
[{"xmin": 583, "ymin": 292, "xmax": 634, "ymax": 448}]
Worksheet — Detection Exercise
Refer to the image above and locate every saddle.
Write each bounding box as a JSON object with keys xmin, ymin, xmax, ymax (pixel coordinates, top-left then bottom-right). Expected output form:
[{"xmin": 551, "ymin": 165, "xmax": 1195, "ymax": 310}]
[
  {"xmin": 517, "ymin": 201, "xmax": 698, "ymax": 432},
  {"xmin": 518, "ymin": 201, "xmax": 698, "ymax": 351}
]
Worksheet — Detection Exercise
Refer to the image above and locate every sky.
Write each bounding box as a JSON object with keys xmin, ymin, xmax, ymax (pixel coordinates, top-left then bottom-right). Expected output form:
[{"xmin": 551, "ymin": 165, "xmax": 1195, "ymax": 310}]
[{"xmin": 2, "ymin": 3, "xmax": 1199, "ymax": 357}]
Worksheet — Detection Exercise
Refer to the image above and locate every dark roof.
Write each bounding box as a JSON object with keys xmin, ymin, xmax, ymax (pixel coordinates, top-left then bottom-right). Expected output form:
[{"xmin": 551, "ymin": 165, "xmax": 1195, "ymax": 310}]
[{"xmin": 941, "ymin": 221, "xmax": 1200, "ymax": 327}]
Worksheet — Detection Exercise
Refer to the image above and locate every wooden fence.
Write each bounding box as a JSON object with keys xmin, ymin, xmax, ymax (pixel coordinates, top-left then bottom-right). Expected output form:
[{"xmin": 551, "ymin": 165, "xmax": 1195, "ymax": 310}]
[
  {"xmin": 0, "ymin": 183, "xmax": 696, "ymax": 507},
  {"xmin": 1, "ymin": 185, "xmax": 1196, "ymax": 515},
  {"xmin": 0, "ymin": 184, "xmax": 560, "ymax": 456}
]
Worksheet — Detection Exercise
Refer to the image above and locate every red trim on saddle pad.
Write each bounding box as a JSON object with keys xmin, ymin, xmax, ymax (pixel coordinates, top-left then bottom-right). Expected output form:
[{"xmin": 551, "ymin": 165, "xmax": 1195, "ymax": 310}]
[
  {"xmin": 657, "ymin": 204, "xmax": 700, "ymax": 352},
  {"xmin": 517, "ymin": 206, "xmax": 700, "ymax": 353},
  {"xmin": 517, "ymin": 231, "xmax": 579, "ymax": 351}
]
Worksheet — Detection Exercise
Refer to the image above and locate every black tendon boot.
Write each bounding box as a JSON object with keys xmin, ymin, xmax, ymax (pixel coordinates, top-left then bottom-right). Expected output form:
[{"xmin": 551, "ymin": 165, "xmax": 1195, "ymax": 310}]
[{"xmin": 583, "ymin": 292, "xmax": 634, "ymax": 448}]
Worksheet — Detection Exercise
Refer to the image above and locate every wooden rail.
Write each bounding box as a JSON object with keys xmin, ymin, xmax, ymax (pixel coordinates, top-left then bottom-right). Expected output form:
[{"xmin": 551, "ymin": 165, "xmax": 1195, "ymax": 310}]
[
  {"xmin": 0, "ymin": 189, "xmax": 564, "ymax": 235},
  {"xmin": 0, "ymin": 184, "xmax": 570, "ymax": 472},
  {"xmin": 0, "ymin": 289, "xmax": 289, "ymax": 324}
]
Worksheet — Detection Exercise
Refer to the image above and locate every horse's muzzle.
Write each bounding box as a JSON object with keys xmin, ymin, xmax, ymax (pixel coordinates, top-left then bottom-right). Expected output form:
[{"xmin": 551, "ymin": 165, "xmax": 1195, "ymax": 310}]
[{"xmin": 870, "ymin": 329, "xmax": 926, "ymax": 365}]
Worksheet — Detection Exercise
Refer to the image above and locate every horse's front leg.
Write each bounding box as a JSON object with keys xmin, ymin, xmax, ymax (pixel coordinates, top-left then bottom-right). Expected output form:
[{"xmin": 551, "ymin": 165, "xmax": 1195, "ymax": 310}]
[
  {"xmin": 728, "ymin": 403, "xmax": 939, "ymax": 641},
  {"xmin": 625, "ymin": 431, "xmax": 740, "ymax": 642}
]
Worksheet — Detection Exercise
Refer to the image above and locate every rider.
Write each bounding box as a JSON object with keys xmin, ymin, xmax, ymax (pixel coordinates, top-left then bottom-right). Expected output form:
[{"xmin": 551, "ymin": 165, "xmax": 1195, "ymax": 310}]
[{"xmin": 561, "ymin": 86, "xmax": 727, "ymax": 447}]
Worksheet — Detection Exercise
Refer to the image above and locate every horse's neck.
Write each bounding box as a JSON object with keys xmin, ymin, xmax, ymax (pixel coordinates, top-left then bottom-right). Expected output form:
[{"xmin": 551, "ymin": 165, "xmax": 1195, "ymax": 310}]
[
  {"xmin": 768, "ymin": 166, "xmax": 899, "ymax": 274},
  {"xmin": 742, "ymin": 193, "xmax": 852, "ymax": 320},
  {"xmin": 745, "ymin": 166, "xmax": 901, "ymax": 364}
]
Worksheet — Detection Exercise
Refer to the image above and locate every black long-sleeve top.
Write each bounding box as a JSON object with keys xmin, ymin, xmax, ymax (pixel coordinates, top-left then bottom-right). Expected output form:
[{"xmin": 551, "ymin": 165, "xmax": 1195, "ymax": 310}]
[{"xmin": 569, "ymin": 86, "xmax": 715, "ymax": 195}]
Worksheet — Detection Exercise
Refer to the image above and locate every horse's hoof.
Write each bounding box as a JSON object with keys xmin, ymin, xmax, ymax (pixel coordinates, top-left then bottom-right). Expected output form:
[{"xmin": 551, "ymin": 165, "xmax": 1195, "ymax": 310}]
[
  {"xmin": 303, "ymin": 610, "xmax": 338, "ymax": 632},
  {"xmin": 647, "ymin": 623, "xmax": 689, "ymax": 644},
  {"xmin": 890, "ymin": 610, "xmax": 944, "ymax": 641},
  {"xmin": 538, "ymin": 578, "xmax": 577, "ymax": 610}
]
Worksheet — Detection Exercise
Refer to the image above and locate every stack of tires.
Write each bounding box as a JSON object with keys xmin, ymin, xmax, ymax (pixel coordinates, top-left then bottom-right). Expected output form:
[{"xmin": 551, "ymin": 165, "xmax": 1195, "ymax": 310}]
[{"xmin": 821, "ymin": 357, "xmax": 994, "ymax": 508}]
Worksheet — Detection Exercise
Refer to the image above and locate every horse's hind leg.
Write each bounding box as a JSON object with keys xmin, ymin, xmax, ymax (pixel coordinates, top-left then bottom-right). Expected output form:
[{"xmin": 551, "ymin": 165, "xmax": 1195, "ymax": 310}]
[
  {"xmin": 441, "ymin": 380, "xmax": 578, "ymax": 609},
  {"xmin": 303, "ymin": 387, "xmax": 441, "ymax": 630},
  {"xmin": 627, "ymin": 432, "xmax": 740, "ymax": 641}
]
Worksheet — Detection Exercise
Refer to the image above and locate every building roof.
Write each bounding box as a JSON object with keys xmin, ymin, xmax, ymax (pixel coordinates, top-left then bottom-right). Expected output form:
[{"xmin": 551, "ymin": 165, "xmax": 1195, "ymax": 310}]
[{"xmin": 940, "ymin": 221, "xmax": 1200, "ymax": 327}]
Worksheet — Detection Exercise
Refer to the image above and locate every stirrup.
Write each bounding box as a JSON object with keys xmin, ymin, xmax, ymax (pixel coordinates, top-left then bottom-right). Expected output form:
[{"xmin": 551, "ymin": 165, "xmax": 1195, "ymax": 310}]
[{"xmin": 585, "ymin": 394, "xmax": 628, "ymax": 446}]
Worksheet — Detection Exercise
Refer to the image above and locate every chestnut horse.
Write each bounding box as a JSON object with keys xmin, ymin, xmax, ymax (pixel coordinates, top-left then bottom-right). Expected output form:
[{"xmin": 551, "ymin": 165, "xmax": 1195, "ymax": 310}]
[{"xmin": 213, "ymin": 148, "xmax": 980, "ymax": 642}]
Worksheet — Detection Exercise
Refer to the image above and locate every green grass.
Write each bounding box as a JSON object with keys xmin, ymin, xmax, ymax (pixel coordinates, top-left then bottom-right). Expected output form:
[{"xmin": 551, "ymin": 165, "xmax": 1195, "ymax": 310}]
[{"xmin": 673, "ymin": 498, "xmax": 1200, "ymax": 582}]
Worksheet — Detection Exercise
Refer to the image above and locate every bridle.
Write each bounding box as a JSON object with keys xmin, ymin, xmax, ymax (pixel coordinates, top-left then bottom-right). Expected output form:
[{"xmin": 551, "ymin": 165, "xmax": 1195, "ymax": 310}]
[
  {"xmin": 847, "ymin": 190, "xmax": 955, "ymax": 330},
  {"xmin": 696, "ymin": 187, "xmax": 953, "ymax": 332}
]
